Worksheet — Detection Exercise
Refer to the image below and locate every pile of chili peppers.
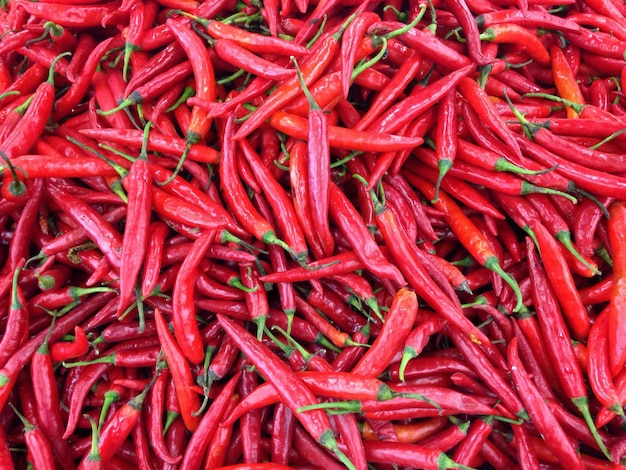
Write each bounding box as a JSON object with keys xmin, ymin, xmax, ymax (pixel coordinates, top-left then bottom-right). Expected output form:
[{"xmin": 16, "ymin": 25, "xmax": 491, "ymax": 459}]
[{"xmin": 1, "ymin": 0, "xmax": 626, "ymax": 468}]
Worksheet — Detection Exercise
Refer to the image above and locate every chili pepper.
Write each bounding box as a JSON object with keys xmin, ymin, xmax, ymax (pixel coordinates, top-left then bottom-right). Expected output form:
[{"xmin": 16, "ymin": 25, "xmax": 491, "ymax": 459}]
[
  {"xmin": 16, "ymin": 0, "xmax": 122, "ymax": 27},
  {"xmin": 79, "ymin": 128, "xmax": 219, "ymax": 165},
  {"xmin": 4, "ymin": 178, "xmax": 41, "ymax": 270},
  {"xmin": 369, "ymin": 20, "xmax": 473, "ymax": 71},
  {"xmin": 351, "ymin": 288, "xmax": 418, "ymax": 378},
  {"xmin": 362, "ymin": 440, "xmax": 472, "ymax": 470},
  {"xmin": 235, "ymin": 359, "xmax": 261, "ymax": 464},
  {"xmin": 269, "ymin": 403, "xmax": 294, "ymax": 466},
  {"xmin": 608, "ymin": 201, "xmax": 626, "ymax": 377},
  {"xmin": 154, "ymin": 308, "xmax": 201, "ymax": 432},
  {"xmin": 29, "ymin": 285, "xmax": 116, "ymax": 318},
  {"xmin": 49, "ymin": 326, "xmax": 89, "ymax": 363},
  {"xmin": 588, "ymin": 307, "xmax": 625, "ymax": 423},
  {"xmin": 27, "ymin": 315, "xmax": 75, "ymax": 470},
  {"xmin": 1, "ymin": 53, "xmax": 68, "ymax": 160},
  {"xmin": 0, "ymin": 264, "xmax": 28, "ymax": 369},
  {"xmin": 549, "ymin": 45, "xmax": 585, "ymax": 119},
  {"xmin": 431, "ymin": 89, "xmax": 458, "ymax": 202},
  {"xmin": 269, "ymin": 109, "xmax": 425, "ymax": 152},
  {"xmin": 206, "ymin": 393, "xmax": 239, "ymax": 469},
  {"xmin": 239, "ymin": 138, "xmax": 309, "ymax": 264},
  {"xmin": 476, "ymin": 9, "xmax": 581, "ymax": 32},
  {"xmin": 45, "ymin": 182, "xmax": 124, "ymax": 270},
  {"xmin": 367, "ymin": 64, "xmax": 473, "ymax": 135},
  {"xmin": 340, "ymin": 11, "xmax": 381, "ymax": 98},
  {"xmin": 233, "ymin": 22, "xmax": 348, "ymax": 140},
  {"xmin": 508, "ymin": 337, "xmax": 586, "ymax": 469},
  {"xmin": 164, "ymin": 18, "xmax": 216, "ymax": 179},
  {"xmin": 137, "ymin": 221, "xmax": 168, "ymax": 298},
  {"xmin": 217, "ymin": 315, "xmax": 356, "ymax": 469},
  {"xmin": 10, "ymin": 403, "xmax": 56, "ymax": 470},
  {"xmin": 564, "ymin": 28, "xmax": 626, "ymax": 61},
  {"xmin": 410, "ymin": 174, "xmax": 524, "ymax": 312},
  {"xmin": 531, "ymin": 221, "xmax": 591, "ymax": 340}
]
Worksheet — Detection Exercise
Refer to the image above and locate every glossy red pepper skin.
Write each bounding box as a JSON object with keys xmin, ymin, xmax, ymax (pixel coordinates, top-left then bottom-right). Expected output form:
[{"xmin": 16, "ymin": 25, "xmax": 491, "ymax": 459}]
[
  {"xmin": 155, "ymin": 308, "xmax": 202, "ymax": 432},
  {"xmin": 608, "ymin": 202, "xmax": 626, "ymax": 376}
]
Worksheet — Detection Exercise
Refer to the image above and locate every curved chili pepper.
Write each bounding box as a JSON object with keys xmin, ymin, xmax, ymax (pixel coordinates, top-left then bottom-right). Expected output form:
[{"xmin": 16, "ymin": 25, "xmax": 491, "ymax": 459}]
[
  {"xmin": 351, "ymin": 288, "xmax": 418, "ymax": 378},
  {"xmin": 154, "ymin": 308, "xmax": 201, "ymax": 432},
  {"xmin": 46, "ymin": 182, "xmax": 124, "ymax": 270},
  {"xmin": 1, "ymin": 53, "xmax": 67, "ymax": 159},
  {"xmin": 238, "ymin": 138, "xmax": 309, "ymax": 264},
  {"xmin": 588, "ymin": 307, "xmax": 625, "ymax": 421},
  {"xmin": 340, "ymin": 11, "xmax": 381, "ymax": 98},
  {"xmin": 369, "ymin": 20, "xmax": 473, "ymax": 71},
  {"xmin": 507, "ymin": 337, "xmax": 586, "ymax": 470},
  {"xmin": 367, "ymin": 64, "xmax": 474, "ymax": 135},
  {"xmin": 234, "ymin": 27, "xmax": 342, "ymax": 140},
  {"xmin": 0, "ymin": 264, "xmax": 28, "ymax": 369},
  {"xmin": 49, "ymin": 326, "xmax": 89, "ymax": 363},
  {"xmin": 526, "ymin": 238, "xmax": 611, "ymax": 458},
  {"xmin": 165, "ymin": 18, "xmax": 216, "ymax": 177},
  {"xmin": 269, "ymin": 109, "xmax": 425, "ymax": 152},
  {"xmin": 217, "ymin": 315, "xmax": 356, "ymax": 470},
  {"xmin": 607, "ymin": 201, "xmax": 626, "ymax": 377},
  {"xmin": 329, "ymin": 181, "xmax": 405, "ymax": 285},
  {"xmin": 477, "ymin": 9, "xmax": 581, "ymax": 32},
  {"xmin": 31, "ymin": 323, "xmax": 83, "ymax": 470}
]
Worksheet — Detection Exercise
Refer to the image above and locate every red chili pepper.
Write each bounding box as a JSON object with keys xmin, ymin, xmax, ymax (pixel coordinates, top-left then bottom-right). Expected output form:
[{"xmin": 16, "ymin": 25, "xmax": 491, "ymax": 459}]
[
  {"xmin": 165, "ymin": 18, "xmax": 216, "ymax": 174},
  {"xmin": 1, "ymin": 53, "xmax": 67, "ymax": 159},
  {"xmin": 16, "ymin": 0, "xmax": 122, "ymax": 27},
  {"xmin": 115, "ymin": 122, "xmax": 152, "ymax": 317},
  {"xmin": 45, "ymin": 182, "xmax": 124, "ymax": 270},
  {"xmin": 328, "ymin": 181, "xmax": 405, "ymax": 285},
  {"xmin": 79, "ymin": 127, "xmax": 219, "ymax": 164},
  {"xmin": 154, "ymin": 308, "xmax": 202, "ymax": 432},
  {"xmin": 607, "ymin": 201, "xmax": 626, "ymax": 377},
  {"xmin": 269, "ymin": 109, "xmax": 425, "ymax": 152},
  {"xmin": 217, "ymin": 315, "xmax": 356, "ymax": 469},
  {"xmin": 49, "ymin": 326, "xmax": 89, "ymax": 363},
  {"xmin": 238, "ymin": 138, "xmax": 309, "ymax": 264},
  {"xmin": 507, "ymin": 337, "xmax": 586, "ymax": 470},
  {"xmin": 432, "ymin": 89, "xmax": 457, "ymax": 202},
  {"xmin": 369, "ymin": 20, "xmax": 473, "ymax": 71},
  {"xmin": 233, "ymin": 25, "xmax": 344, "ymax": 140},
  {"xmin": 362, "ymin": 440, "xmax": 470, "ymax": 470},
  {"xmin": 11, "ymin": 403, "xmax": 57, "ymax": 470},
  {"xmin": 367, "ymin": 64, "xmax": 474, "ymax": 135},
  {"xmin": 477, "ymin": 9, "xmax": 581, "ymax": 32},
  {"xmin": 351, "ymin": 288, "xmax": 418, "ymax": 378},
  {"xmin": 0, "ymin": 264, "xmax": 28, "ymax": 368}
]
